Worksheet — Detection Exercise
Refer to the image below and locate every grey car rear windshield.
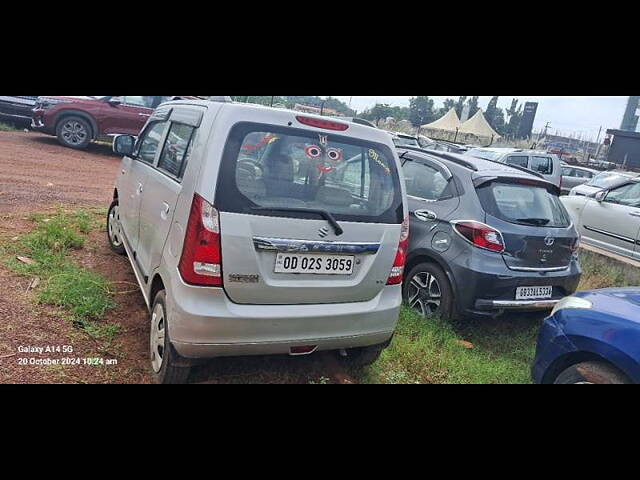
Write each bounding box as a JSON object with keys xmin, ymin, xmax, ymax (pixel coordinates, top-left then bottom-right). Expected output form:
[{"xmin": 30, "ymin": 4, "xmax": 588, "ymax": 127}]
[
  {"xmin": 215, "ymin": 122, "xmax": 403, "ymax": 223},
  {"xmin": 476, "ymin": 182, "xmax": 570, "ymax": 228}
]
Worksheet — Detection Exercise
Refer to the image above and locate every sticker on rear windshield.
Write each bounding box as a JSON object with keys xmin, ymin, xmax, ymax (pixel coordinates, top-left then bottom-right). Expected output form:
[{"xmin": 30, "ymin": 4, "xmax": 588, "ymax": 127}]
[{"xmin": 368, "ymin": 149, "xmax": 390, "ymax": 174}]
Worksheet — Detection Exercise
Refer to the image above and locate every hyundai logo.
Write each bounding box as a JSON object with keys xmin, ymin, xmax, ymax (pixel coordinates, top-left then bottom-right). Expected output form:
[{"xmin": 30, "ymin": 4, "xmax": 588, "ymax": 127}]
[{"xmin": 544, "ymin": 236, "xmax": 555, "ymax": 247}]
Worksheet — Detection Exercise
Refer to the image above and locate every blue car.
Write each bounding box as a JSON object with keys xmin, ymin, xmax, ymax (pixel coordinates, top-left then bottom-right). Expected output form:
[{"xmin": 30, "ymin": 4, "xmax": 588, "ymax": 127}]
[{"xmin": 532, "ymin": 288, "xmax": 640, "ymax": 384}]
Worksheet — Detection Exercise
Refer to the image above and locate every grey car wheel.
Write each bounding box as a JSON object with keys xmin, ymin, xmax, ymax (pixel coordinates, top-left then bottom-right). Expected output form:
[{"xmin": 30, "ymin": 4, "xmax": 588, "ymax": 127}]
[
  {"xmin": 403, "ymin": 262, "xmax": 456, "ymax": 321},
  {"xmin": 106, "ymin": 200, "xmax": 126, "ymax": 255},
  {"xmin": 56, "ymin": 116, "xmax": 91, "ymax": 149}
]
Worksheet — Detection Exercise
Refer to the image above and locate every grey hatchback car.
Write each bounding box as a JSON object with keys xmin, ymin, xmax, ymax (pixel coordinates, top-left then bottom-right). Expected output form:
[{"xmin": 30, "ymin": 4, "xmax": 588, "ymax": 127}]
[
  {"xmin": 396, "ymin": 147, "xmax": 581, "ymax": 320},
  {"xmin": 107, "ymin": 99, "xmax": 408, "ymax": 383}
]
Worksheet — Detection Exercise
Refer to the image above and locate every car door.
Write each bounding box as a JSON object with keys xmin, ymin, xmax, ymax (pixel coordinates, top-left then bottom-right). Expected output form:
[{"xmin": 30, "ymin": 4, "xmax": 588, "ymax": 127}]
[
  {"xmin": 101, "ymin": 96, "xmax": 157, "ymax": 136},
  {"xmin": 137, "ymin": 107, "xmax": 203, "ymax": 280},
  {"xmin": 580, "ymin": 182, "xmax": 640, "ymax": 259},
  {"xmin": 401, "ymin": 154, "xmax": 460, "ymax": 252},
  {"xmin": 118, "ymin": 118, "xmax": 170, "ymax": 264},
  {"xmin": 505, "ymin": 155, "xmax": 529, "ymax": 169}
]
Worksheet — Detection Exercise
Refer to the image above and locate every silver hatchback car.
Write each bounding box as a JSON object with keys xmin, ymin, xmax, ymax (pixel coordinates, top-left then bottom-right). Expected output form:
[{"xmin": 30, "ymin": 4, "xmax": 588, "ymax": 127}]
[{"xmin": 108, "ymin": 99, "xmax": 408, "ymax": 383}]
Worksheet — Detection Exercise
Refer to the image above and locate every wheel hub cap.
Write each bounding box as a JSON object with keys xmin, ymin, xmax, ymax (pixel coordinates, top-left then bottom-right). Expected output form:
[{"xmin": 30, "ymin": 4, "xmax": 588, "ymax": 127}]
[
  {"xmin": 108, "ymin": 205, "xmax": 123, "ymax": 247},
  {"xmin": 150, "ymin": 303, "xmax": 166, "ymax": 373},
  {"xmin": 61, "ymin": 121, "xmax": 87, "ymax": 145}
]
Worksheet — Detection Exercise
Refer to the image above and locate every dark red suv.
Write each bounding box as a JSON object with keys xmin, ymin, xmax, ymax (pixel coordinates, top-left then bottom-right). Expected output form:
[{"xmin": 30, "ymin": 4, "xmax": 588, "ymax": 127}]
[{"xmin": 31, "ymin": 96, "xmax": 197, "ymax": 149}]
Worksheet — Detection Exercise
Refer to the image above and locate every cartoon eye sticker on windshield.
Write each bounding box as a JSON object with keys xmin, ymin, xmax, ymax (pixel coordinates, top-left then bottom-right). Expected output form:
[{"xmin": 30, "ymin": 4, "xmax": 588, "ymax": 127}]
[
  {"xmin": 326, "ymin": 148, "xmax": 342, "ymax": 162},
  {"xmin": 305, "ymin": 145, "xmax": 322, "ymax": 158}
]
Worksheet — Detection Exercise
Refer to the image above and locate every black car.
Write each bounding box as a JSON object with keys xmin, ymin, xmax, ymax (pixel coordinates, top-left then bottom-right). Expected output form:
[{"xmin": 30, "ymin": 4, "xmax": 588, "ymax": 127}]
[
  {"xmin": 396, "ymin": 146, "xmax": 581, "ymax": 320},
  {"xmin": 0, "ymin": 96, "xmax": 38, "ymax": 126}
]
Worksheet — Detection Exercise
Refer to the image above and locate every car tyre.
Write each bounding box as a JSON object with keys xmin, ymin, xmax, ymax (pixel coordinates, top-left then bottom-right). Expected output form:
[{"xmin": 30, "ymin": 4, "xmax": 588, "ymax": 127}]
[
  {"xmin": 106, "ymin": 200, "xmax": 126, "ymax": 256},
  {"xmin": 150, "ymin": 290, "xmax": 192, "ymax": 384},
  {"xmin": 403, "ymin": 262, "xmax": 457, "ymax": 321},
  {"xmin": 56, "ymin": 115, "xmax": 92, "ymax": 149},
  {"xmin": 554, "ymin": 361, "xmax": 631, "ymax": 384}
]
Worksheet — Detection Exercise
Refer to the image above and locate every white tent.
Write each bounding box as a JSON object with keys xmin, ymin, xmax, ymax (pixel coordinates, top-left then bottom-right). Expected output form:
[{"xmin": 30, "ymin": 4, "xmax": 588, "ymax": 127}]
[
  {"xmin": 421, "ymin": 108, "xmax": 461, "ymax": 132},
  {"xmin": 458, "ymin": 110, "xmax": 501, "ymax": 139}
]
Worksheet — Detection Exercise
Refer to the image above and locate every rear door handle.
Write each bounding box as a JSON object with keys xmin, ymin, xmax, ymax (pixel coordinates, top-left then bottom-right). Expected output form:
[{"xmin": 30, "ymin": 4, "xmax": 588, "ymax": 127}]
[
  {"xmin": 137, "ymin": 183, "xmax": 143, "ymax": 194},
  {"xmin": 414, "ymin": 209, "xmax": 437, "ymax": 222},
  {"xmin": 630, "ymin": 212, "xmax": 640, "ymax": 218},
  {"xmin": 161, "ymin": 202, "xmax": 170, "ymax": 219}
]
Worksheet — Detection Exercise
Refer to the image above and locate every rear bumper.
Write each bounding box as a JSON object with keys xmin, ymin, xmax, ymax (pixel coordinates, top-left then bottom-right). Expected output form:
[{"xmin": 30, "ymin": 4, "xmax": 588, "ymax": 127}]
[
  {"xmin": 475, "ymin": 299, "xmax": 560, "ymax": 310},
  {"xmin": 166, "ymin": 272, "xmax": 401, "ymax": 359}
]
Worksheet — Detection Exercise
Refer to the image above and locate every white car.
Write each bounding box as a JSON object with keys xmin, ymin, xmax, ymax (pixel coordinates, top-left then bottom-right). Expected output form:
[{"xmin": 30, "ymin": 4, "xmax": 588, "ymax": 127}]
[
  {"xmin": 108, "ymin": 98, "xmax": 408, "ymax": 383},
  {"xmin": 561, "ymin": 178, "xmax": 640, "ymax": 260},
  {"xmin": 568, "ymin": 171, "xmax": 639, "ymax": 196}
]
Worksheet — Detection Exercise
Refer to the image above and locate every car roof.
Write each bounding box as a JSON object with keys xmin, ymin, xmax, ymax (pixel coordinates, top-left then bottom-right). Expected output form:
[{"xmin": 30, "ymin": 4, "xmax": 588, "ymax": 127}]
[{"xmin": 398, "ymin": 147, "xmax": 551, "ymax": 183}]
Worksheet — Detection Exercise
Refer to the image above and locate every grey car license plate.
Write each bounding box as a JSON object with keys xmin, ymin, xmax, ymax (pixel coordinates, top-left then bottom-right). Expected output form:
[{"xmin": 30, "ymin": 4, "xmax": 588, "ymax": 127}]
[
  {"xmin": 515, "ymin": 286, "xmax": 553, "ymax": 300},
  {"xmin": 274, "ymin": 253, "xmax": 354, "ymax": 275}
]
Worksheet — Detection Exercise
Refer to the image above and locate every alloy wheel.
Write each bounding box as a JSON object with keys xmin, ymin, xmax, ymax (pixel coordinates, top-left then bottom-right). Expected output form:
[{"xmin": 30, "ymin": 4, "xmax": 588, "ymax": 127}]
[
  {"xmin": 407, "ymin": 271, "xmax": 442, "ymax": 317},
  {"xmin": 61, "ymin": 120, "xmax": 88, "ymax": 145}
]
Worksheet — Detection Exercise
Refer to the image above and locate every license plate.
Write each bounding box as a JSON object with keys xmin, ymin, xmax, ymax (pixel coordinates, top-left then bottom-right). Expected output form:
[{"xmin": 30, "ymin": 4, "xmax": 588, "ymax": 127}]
[
  {"xmin": 515, "ymin": 286, "xmax": 553, "ymax": 300},
  {"xmin": 274, "ymin": 253, "xmax": 355, "ymax": 275}
]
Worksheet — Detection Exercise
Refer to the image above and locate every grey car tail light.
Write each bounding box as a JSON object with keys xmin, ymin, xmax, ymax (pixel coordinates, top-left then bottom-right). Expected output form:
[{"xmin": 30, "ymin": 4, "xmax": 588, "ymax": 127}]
[
  {"xmin": 178, "ymin": 194, "xmax": 223, "ymax": 287},
  {"xmin": 452, "ymin": 220, "xmax": 505, "ymax": 253}
]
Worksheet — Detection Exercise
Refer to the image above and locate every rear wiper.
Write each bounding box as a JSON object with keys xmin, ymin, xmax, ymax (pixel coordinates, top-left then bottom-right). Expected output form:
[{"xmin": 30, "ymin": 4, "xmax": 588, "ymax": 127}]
[
  {"xmin": 516, "ymin": 217, "xmax": 551, "ymax": 226},
  {"xmin": 250, "ymin": 206, "xmax": 344, "ymax": 236}
]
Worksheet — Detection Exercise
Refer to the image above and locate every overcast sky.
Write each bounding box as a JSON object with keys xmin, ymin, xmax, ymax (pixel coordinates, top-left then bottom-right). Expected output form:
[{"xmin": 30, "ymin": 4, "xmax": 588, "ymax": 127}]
[{"xmin": 330, "ymin": 96, "xmax": 629, "ymax": 141}]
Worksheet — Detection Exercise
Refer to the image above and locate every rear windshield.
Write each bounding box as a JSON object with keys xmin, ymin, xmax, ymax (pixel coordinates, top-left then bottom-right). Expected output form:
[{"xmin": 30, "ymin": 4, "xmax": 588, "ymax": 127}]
[
  {"xmin": 393, "ymin": 136, "xmax": 420, "ymax": 147},
  {"xmin": 476, "ymin": 182, "xmax": 571, "ymax": 228},
  {"xmin": 587, "ymin": 172, "xmax": 629, "ymax": 189},
  {"xmin": 530, "ymin": 155, "xmax": 553, "ymax": 175},
  {"xmin": 466, "ymin": 149, "xmax": 504, "ymax": 161},
  {"xmin": 215, "ymin": 122, "xmax": 403, "ymax": 223}
]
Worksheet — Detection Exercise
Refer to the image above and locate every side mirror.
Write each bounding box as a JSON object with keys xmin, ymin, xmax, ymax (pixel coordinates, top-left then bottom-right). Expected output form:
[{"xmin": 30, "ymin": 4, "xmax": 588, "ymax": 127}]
[
  {"xmin": 107, "ymin": 96, "xmax": 122, "ymax": 106},
  {"xmin": 594, "ymin": 190, "xmax": 607, "ymax": 202},
  {"xmin": 113, "ymin": 134, "xmax": 135, "ymax": 156}
]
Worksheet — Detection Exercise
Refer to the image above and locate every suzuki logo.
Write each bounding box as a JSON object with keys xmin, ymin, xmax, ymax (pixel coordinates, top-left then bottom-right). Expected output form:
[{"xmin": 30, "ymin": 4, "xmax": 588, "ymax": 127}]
[
  {"xmin": 544, "ymin": 236, "xmax": 555, "ymax": 247},
  {"xmin": 318, "ymin": 227, "xmax": 329, "ymax": 238}
]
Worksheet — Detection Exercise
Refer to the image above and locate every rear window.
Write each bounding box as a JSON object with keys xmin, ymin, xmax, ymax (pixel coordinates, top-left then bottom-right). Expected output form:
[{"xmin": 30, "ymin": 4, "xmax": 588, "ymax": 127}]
[
  {"xmin": 530, "ymin": 155, "xmax": 553, "ymax": 175},
  {"xmin": 393, "ymin": 136, "xmax": 420, "ymax": 147},
  {"xmin": 215, "ymin": 122, "xmax": 403, "ymax": 223},
  {"xmin": 466, "ymin": 149, "xmax": 504, "ymax": 161},
  {"xmin": 587, "ymin": 172, "xmax": 628, "ymax": 189},
  {"xmin": 476, "ymin": 182, "xmax": 571, "ymax": 228}
]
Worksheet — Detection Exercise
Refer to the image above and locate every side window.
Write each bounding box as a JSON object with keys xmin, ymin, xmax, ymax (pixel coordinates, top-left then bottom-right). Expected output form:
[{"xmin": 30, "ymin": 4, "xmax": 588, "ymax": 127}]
[
  {"xmin": 605, "ymin": 183, "xmax": 640, "ymax": 207},
  {"xmin": 157, "ymin": 123, "xmax": 196, "ymax": 179},
  {"xmin": 122, "ymin": 96, "xmax": 156, "ymax": 108},
  {"xmin": 531, "ymin": 156, "xmax": 553, "ymax": 175},
  {"xmin": 137, "ymin": 121, "xmax": 168, "ymax": 164},
  {"xmin": 403, "ymin": 160, "xmax": 449, "ymax": 201},
  {"xmin": 506, "ymin": 155, "xmax": 529, "ymax": 168},
  {"xmin": 561, "ymin": 167, "xmax": 573, "ymax": 176}
]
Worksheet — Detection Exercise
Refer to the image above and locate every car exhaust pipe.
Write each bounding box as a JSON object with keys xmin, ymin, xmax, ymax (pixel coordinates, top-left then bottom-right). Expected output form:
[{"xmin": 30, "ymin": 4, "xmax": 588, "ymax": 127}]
[{"xmin": 289, "ymin": 345, "xmax": 318, "ymax": 356}]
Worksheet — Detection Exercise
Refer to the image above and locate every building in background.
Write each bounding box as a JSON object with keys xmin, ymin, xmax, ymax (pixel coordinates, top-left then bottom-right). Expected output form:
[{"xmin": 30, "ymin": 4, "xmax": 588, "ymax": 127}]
[
  {"xmin": 517, "ymin": 102, "xmax": 538, "ymax": 139},
  {"xmin": 620, "ymin": 96, "xmax": 640, "ymax": 132},
  {"xmin": 605, "ymin": 129, "xmax": 640, "ymax": 170}
]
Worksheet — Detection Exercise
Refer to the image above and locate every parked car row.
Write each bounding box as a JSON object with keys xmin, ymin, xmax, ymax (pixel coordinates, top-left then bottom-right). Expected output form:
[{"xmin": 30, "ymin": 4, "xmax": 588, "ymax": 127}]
[{"xmin": 104, "ymin": 98, "xmax": 592, "ymax": 383}]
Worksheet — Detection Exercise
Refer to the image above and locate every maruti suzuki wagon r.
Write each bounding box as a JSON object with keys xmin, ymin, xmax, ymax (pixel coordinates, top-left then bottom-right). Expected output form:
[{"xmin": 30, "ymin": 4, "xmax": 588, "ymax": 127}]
[{"xmin": 107, "ymin": 98, "xmax": 408, "ymax": 383}]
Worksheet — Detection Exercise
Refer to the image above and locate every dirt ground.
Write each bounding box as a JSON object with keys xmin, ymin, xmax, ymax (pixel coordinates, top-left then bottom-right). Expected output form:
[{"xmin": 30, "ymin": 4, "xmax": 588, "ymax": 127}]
[{"xmin": 0, "ymin": 131, "xmax": 355, "ymax": 384}]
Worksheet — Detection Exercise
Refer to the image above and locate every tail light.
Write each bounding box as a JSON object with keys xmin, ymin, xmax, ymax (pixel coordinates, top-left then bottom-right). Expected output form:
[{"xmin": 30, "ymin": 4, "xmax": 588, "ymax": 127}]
[
  {"xmin": 453, "ymin": 221, "xmax": 504, "ymax": 253},
  {"xmin": 178, "ymin": 194, "xmax": 222, "ymax": 287},
  {"xmin": 295, "ymin": 116, "xmax": 349, "ymax": 131},
  {"xmin": 386, "ymin": 217, "xmax": 409, "ymax": 285}
]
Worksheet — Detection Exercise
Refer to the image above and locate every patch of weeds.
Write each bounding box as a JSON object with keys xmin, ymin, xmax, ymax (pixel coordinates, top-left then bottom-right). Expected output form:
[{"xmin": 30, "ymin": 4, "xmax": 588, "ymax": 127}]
[
  {"xmin": 0, "ymin": 208, "xmax": 117, "ymax": 334},
  {"xmin": 308, "ymin": 376, "xmax": 331, "ymax": 384},
  {"xmin": 0, "ymin": 122, "xmax": 20, "ymax": 132}
]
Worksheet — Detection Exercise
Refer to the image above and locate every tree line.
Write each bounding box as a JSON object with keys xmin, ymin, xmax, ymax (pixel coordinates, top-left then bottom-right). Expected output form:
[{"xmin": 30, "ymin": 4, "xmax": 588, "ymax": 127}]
[
  {"xmin": 229, "ymin": 96, "xmax": 529, "ymax": 139},
  {"xmin": 359, "ymin": 96, "xmax": 528, "ymax": 139}
]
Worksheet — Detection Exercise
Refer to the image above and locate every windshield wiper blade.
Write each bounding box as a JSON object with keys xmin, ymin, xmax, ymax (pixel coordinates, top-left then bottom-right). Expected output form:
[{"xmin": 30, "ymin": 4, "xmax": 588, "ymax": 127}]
[
  {"xmin": 516, "ymin": 217, "xmax": 551, "ymax": 226},
  {"xmin": 250, "ymin": 206, "xmax": 344, "ymax": 236}
]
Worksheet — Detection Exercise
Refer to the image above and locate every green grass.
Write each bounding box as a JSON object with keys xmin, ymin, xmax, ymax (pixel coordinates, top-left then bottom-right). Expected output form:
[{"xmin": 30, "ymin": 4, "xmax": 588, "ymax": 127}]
[
  {"xmin": 0, "ymin": 122, "xmax": 20, "ymax": 132},
  {"xmin": 0, "ymin": 208, "xmax": 118, "ymax": 340},
  {"xmin": 357, "ymin": 249, "xmax": 639, "ymax": 384}
]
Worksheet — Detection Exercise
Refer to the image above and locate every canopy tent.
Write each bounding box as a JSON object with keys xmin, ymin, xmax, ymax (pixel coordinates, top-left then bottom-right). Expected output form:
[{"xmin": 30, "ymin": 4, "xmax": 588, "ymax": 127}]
[
  {"xmin": 458, "ymin": 110, "xmax": 501, "ymax": 139},
  {"xmin": 421, "ymin": 108, "xmax": 461, "ymax": 132}
]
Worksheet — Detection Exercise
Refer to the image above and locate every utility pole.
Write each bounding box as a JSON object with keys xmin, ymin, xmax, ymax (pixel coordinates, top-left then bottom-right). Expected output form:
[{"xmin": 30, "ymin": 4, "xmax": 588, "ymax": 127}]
[
  {"xmin": 542, "ymin": 121, "xmax": 551, "ymax": 138},
  {"xmin": 270, "ymin": 96, "xmax": 274, "ymax": 107}
]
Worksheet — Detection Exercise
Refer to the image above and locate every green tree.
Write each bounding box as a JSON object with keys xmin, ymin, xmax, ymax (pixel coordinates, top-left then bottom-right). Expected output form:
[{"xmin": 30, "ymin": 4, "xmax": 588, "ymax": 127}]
[
  {"xmin": 455, "ymin": 96, "xmax": 467, "ymax": 118},
  {"xmin": 485, "ymin": 96, "xmax": 499, "ymax": 126},
  {"xmin": 409, "ymin": 96, "xmax": 435, "ymax": 127},
  {"xmin": 438, "ymin": 98, "xmax": 457, "ymax": 118},
  {"xmin": 467, "ymin": 96, "xmax": 480, "ymax": 118},
  {"xmin": 362, "ymin": 103, "xmax": 394, "ymax": 126}
]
